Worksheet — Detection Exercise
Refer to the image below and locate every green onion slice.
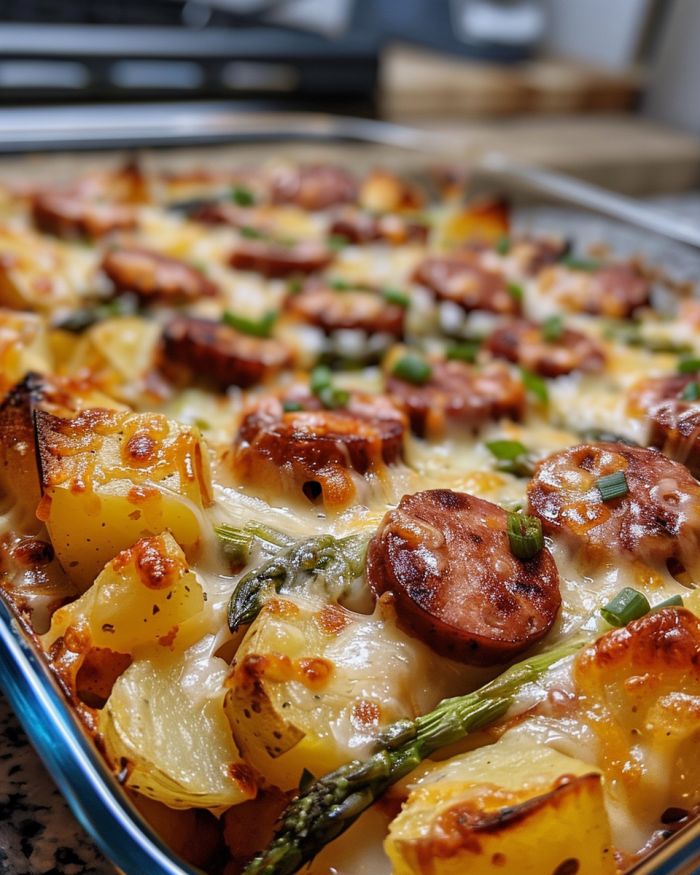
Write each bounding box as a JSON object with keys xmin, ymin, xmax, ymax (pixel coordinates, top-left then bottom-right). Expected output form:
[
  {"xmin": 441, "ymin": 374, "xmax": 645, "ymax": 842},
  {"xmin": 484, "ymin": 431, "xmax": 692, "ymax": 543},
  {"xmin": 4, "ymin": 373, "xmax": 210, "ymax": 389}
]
[
  {"xmin": 391, "ymin": 354, "xmax": 432, "ymax": 385},
  {"xmin": 231, "ymin": 186, "xmax": 256, "ymax": 207},
  {"xmin": 486, "ymin": 439, "xmax": 528, "ymax": 461},
  {"xmin": 283, "ymin": 400, "xmax": 304, "ymax": 413},
  {"xmin": 652, "ymin": 594, "xmax": 684, "ymax": 613},
  {"xmin": 562, "ymin": 256, "xmax": 601, "ymax": 272},
  {"xmin": 678, "ymin": 356, "xmax": 700, "ymax": 374},
  {"xmin": 495, "ymin": 235, "xmax": 510, "ymax": 256},
  {"xmin": 520, "ymin": 368, "xmax": 549, "ymax": 404},
  {"xmin": 318, "ymin": 386, "xmax": 350, "ymax": 410},
  {"xmin": 541, "ymin": 315, "xmax": 564, "ymax": 343},
  {"xmin": 506, "ymin": 282, "xmax": 524, "ymax": 303},
  {"xmin": 679, "ymin": 381, "xmax": 700, "ymax": 401},
  {"xmin": 506, "ymin": 512, "xmax": 544, "ymax": 560},
  {"xmin": 215, "ymin": 523, "xmax": 254, "ymax": 566},
  {"xmin": 595, "ymin": 470, "xmax": 629, "ymax": 502},
  {"xmin": 446, "ymin": 340, "xmax": 481, "ymax": 364},
  {"xmin": 382, "ymin": 288, "xmax": 411, "ymax": 308},
  {"xmin": 240, "ymin": 225, "xmax": 265, "ymax": 239},
  {"xmin": 600, "ymin": 587, "xmax": 650, "ymax": 627},
  {"xmin": 222, "ymin": 310, "xmax": 277, "ymax": 338},
  {"xmin": 328, "ymin": 234, "xmax": 350, "ymax": 252}
]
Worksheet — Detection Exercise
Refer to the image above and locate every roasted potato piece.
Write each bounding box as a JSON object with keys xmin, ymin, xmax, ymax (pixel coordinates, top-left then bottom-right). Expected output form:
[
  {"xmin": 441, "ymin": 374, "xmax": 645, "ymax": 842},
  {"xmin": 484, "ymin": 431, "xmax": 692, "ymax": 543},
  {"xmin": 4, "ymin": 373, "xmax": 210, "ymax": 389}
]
[
  {"xmin": 438, "ymin": 196, "xmax": 509, "ymax": 249},
  {"xmin": 226, "ymin": 596, "xmax": 446, "ymax": 791},
  {"xmin": 43, "ymin": 532, "xmax": 207, "ymax": 656},
  {"xmin": 0, "ymin": 310, "xmax": 51, "ymax": 398},
  {"xmin": 100, "ymin": 650, "xmax": 256, "ymax": 811},
  {"xmin": 574, "ymin": 607, "xmax": 700, "ymax": 852},
  {"xmin": 35, "ymin": 408, "xmax": 213, "ymax": 588},
  {"xmin": 386, "ymin": 733, "xmax": 615, "ymax": 875}
]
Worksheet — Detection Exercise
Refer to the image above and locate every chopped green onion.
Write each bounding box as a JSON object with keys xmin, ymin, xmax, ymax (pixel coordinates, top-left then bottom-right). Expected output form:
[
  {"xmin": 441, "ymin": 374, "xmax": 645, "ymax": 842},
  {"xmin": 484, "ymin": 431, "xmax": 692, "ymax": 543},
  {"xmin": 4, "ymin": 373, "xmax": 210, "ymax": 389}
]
[
  {"xmin": 191, "ymin": 259, "xmax": 209, "ymax": 274},
  {"xmin": 287, "ymin": 277, "xmax": 303, "ymax": 295},
  {"xmin": 678, "ymin": 356, "xmax": 700, "ymax": 374},
  {"xmin": 215, "ymin": 523, "xmax": 254, "ymax": 566},
  {"xmin": 310, "ymin": 365, "xmax": 333, "ymax": 395},
  {"xmin": 506, "ymin": 512, "xmax": 544, "ymax": 560},
  {"xmin": 541, "ymin": 315, "xmax": 564, "ymax": 343},
  {"xmin": 240, "ymin": 225, "xmax": 265, "ymax": 239},
  {"xmin": 506, "ymin": 282, "xmax": 524, "ymax": 303},
  {"xmin": 54, "ymin": 294, "xmax": 140, "ymax": 333},
  {"xmin": 486, "ymin": 439, "xmax": 528, "ymax": 461},
  {"xmin": 595, "ymin": 470, "xmax": 629, "ymax": 502},
  {"xmin": 382, "ymin": 288, "xmax": 410, "ymax": 308},
  {"xmin": 392, "ymin": 353, "xmax": 432, "ymax": 385},
  {"xmin": 222, "ymin": 310, "xmax": 277, "ymax": 338},
  {"xmin": 652, "ymin": 594, "xmax": 684, "ymax": 613},
  {"xmin": 231, "ymin": 185, "xmax": 255, "ymax": 207},
  {"xmin": 600, "ymin": 587, "xmax": 650, "ymax": 627},
  {"xmin": 283, "ymin": 400, "xmax": 304, "ymax": 413},
  {"xmin": 330, "ymin": 278, "xmax": 355, "ymax": 291},
  {"xmin": 562, "ymin": 256, "xmax": 600, "ymax": 272},
  {"xmin": 328, "ymin": 234, "xmax": 349, "ymax": 252},
  {"xmin": 193, "ymin": 418, "xmax": 210, "ymax": 431},
  {"xmin": 318, "ymin": 386, "xmax": 350, "ymax": 410},
  {"xmin": 679, "ymin": 381, "xmax": 700, "ymax": 401},
  {"xmin": 495, "ymin": 235, "xmax": 510, "ymax": 256},
  {"xmin": 446, "ymin": 339, "xmax": 481, "ymax": 364},
  {"xmin": 520, "ymin": 368, "xmax": 549, "ymax": 404}
]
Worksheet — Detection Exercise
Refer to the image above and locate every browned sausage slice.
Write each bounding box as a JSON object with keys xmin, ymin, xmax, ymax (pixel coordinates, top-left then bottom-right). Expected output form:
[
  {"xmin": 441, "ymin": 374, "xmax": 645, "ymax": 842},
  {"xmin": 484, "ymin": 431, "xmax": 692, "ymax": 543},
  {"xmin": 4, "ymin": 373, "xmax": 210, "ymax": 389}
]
[
  {"xmin": 270, "ymin": 164, "xmax": 357, "ymax": 211},
  {"xmin": 330, "ymin": 208, "xmax": 429, "ymax": 246},
  {"xmin": 102, "ymin": 247, "xmax": 218, "ymax": 303},
  {"xmin": 538, "ymin": 263, "xmax": 649, "ymax": 318},
  {"xmin": 286, "ymin": 281, "xmax": 405, "ymax": 337},
  {"xmin": 507, "ymin": 236, "xmax": 569, "ymax": 276},
  {"xmin": 387, "ymin": 360, "xmax": 525, "ymax": 439},
  {"xmin": 413, "ymin": 253, "xmax": 519, "ymax": 315},
  {"xmin": 627, "ymin": 374, "xmax": 700, "ymax": 477},
  {"xmin": 189, "ymin": 202, "xmax": 260, "ymax": 230},
  {"xmin": 162, "ymin": 316, "xmax": 292, "ymax": 390},
  {"xmin": 229, "ymin": 239, "xmax": 333, "ymax": 278},
  {"xmin": 233, "ymin": 391, "xmax": 406, "ymax": 508},
  {"xmin": 487, "ymin": 319, "xmax": 605, "ymax": 378},
  {"xmin": 32, "ymin": 192, "xmax": 136, "ymax": 240},
  {"xmin": 528, "ymin": 442, "xmax": 700, "ymax": 573},
  {"xmin": 367, "ymin": 489, "xmax": 561, "ymax": 665}
]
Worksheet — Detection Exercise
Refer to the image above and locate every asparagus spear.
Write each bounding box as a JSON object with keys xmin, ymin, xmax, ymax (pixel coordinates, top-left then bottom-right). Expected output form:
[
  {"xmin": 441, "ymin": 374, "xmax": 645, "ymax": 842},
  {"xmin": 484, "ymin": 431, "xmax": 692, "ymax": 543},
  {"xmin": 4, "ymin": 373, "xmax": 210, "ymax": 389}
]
[
  {"xmin": 242, "ymin": 636, "xmax": 586, "ymax": 875},
  {"xmin": 223, "ymin": 525, "xmax": 368, "ymax": 632}
]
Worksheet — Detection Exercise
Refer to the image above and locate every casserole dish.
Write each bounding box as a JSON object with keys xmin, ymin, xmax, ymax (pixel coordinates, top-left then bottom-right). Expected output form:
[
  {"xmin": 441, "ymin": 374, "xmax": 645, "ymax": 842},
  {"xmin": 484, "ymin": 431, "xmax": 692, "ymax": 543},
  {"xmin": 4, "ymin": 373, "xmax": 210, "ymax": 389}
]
[{"xmin": 1, "ymin": 118, "xmax": 700, "ymax": 875}]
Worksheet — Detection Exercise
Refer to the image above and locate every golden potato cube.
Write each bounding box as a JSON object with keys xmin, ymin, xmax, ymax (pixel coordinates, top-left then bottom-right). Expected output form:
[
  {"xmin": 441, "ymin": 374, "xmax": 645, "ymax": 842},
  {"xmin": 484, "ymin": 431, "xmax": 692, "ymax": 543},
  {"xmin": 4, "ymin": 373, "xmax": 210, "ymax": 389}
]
[
  {"xmin": 0, "ymin": 309, "xmax": 51, "ymax": 397},
  {"xmin": 386, "ymin": 733, "xmax": 615, "ymax": 875},
  {"xmin": 43, "ymin": 532, "xmax": 207, "ymax": 656},
  {"xmin": 35, "ymin": 407, "xmax": 213, "ymax": 588},
  {"xmin": 227, "ymin": 596, "xmax": 440, "ymax": 791}
]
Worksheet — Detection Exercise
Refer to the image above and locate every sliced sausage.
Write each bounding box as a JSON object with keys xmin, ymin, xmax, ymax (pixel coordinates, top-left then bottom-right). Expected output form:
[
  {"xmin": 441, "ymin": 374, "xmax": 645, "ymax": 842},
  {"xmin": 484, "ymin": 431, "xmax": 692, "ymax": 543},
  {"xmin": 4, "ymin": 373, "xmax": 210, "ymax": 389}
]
[
  {"xmin": 32, "ymin": 192, "xmax": 136, "ymax": 240},
  {"xmin": 161, "ymin": 315, "xmax": 292, "ymax": 390},
  {"xmin": 233, "ymin": 391, "xmax": 406, "ymax": 508},
  {"xmin": 367, "ymin": 489, "xmax": 561, "ymax": 665},
  {"xmin": 102, "ymin": 247, "xmax": 218, "ymax": 303},
  {"xmin": 628, "ymin": 374, "xmax": 700, "ymax": 477},
  {"xmin": 189, "ymin": 202, "xmax": 262, "ymax": 230},
  {"xmin": 229, "ymin": 239, "xmax": 333, "ymax": 278},
  {"xmin": 487, "ymin": 319, "xmax": 605, "ymax": 378},
  {"xmin": 537, "ymin": 263, "xmax": 649, "ymax": 318},
  {"xmin": 329, "ymin": 208, "xmax": 429, "ymax": 246},
  {"xmin": 413, "ymin": 253, "xmax": 519, "ymax": 315},
  {"xmin": 508, "ymin": 236, "xmax": 570, "ymax": 276},
  {"xmin": 270, "ymin": 164, "xmax": 357, "ymax": 211},
  {"xmin": 286, "ymin": 281, "xmax": 405, "ymax": 337},
  {"xmin": 387, "ymin": 360, "xmax": 525, "ymax": 439},
  {"xmin": 528, "ymin": 442, "xmax": 700, "ymax": 573}
]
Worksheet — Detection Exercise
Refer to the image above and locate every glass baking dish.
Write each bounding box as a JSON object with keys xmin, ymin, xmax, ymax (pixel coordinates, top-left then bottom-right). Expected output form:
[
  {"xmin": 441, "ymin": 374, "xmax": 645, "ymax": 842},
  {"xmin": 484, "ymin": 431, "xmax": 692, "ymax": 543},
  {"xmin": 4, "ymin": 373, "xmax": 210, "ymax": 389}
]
[{"xmin": 0, "ymin": 116, "xmax": 699, "ymax": 875}]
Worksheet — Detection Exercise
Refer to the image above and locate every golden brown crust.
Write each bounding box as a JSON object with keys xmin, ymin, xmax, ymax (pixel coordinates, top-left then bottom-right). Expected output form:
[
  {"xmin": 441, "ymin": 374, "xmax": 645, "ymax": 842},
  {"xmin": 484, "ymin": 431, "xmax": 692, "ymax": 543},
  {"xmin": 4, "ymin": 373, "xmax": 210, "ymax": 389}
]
[
  {"xmin": 487, "ymin": 320, "xmax": 605, "ymax": 378},
  {"xmin": 286, "ymin": 281, "xmax": 405, "ymax": 336},
  {"xmin": 538, "ymin": 263, "xmax": 649, "ymax": 318},
  {"xmin": 367, "ymin": 489, "xmax": 561, "ymax": 665},
  {"xmin": 413, "ymin": 253, "xmax": 519, "ymax": 315}
]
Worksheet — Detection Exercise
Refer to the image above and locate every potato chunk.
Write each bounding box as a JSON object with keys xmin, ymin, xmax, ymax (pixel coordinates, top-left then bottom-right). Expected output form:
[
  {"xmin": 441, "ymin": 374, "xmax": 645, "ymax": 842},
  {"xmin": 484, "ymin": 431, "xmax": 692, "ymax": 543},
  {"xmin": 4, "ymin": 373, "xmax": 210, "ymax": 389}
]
[
  {"xmin": 35, "ymin": 408, "xmax": 213, "ymax": 588},
  {"xmin": 100, "ymin": 651, "xmax": 256, "ymax": 811},
  {"xmin": 0, "ymin": 310, "xmax": 50, "ymax": 398},
  {"xmin": 227, "ymin": 596, "xmax": 449, "ymax": 790},
  {"xmin": 43, "ymin": 532, "xmax": 207, "ymax": 656},
  {"xmin": 574, "ymin": 607, "xmax": 700, "ymax": 852},
  {"xmin": 386, "ymin": 733, "xmax": 615, "ymax": 875}
]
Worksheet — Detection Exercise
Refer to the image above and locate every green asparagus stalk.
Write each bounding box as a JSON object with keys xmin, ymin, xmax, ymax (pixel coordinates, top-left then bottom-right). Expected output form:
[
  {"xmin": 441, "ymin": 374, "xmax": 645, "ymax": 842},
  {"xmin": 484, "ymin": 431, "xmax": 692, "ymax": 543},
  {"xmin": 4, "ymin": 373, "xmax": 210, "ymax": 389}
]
[
  {"xmin": 225, "ymin": 526, "xmax": 368, "ymax": 632},
  {"xmin": 242, "ymin": 636, "xmax": 586, "ymax": 875}
]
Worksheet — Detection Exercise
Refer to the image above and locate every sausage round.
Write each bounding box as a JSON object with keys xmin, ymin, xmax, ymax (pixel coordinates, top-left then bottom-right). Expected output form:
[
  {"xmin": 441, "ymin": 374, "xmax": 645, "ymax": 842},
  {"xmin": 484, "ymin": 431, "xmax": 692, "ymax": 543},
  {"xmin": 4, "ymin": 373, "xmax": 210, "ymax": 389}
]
[
  {"xmin": 286, "ymin": 281, "xmax": 405, "ymax": 337},
  {"xmin": 102, "ymin": 247, "xmax": 218, "ymax": 303},
  {"xmin": 161, "ymin": 315, "xmax": 292, "ymax": 390},
  {"xmin": 229, "ymin": 239, "xmax": 333, "ymax": 278},
  {"xmin": 528, "ymin": 442, "xmax": 700, "ymax": 572},
  {"xmin": 537, "ymin": 263, "xmax": 649, "ymax": 318},
  {"xmin": 233, "ymin": 391, "xmax": 406, "ymax": 508},
  {"xmin": 32, "ymin": 192, "xmax": 136, "ymax": 240},
  {"xmin": 627, "ymin": 374, "xmax": 700, "ymax": 477},
  {"xmin": 270, "ymin": 164, "xmax": 357, "ymax": 211},
  {"xmin": 329, "ymin": 208, "xmax": 429, "ymax": 246},
  {"xmin": 507, "ymin": 236, "xmax": 570, "ymax": 276},
  {"xmin": 367, "ymin": 489, "xmax": 561, "ymax": 665},
  {"xmin": 487, "ymin": 319, "xmax": 605, "ymax": 378},
  {"xmin": 387, "ymin": 359, "xmax": 525, "ymax": 439},
  {"xmin": 413, "ymin": 253, "xmax": 519, "ymax": 315}
]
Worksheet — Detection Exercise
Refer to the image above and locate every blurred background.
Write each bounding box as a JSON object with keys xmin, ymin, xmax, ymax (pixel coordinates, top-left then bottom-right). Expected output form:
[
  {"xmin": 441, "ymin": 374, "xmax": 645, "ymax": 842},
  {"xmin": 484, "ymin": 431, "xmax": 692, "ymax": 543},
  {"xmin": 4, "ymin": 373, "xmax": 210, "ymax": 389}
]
[{"xmin": 1, "ymin": 0, "xmax": 699, "ymax": 193}]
